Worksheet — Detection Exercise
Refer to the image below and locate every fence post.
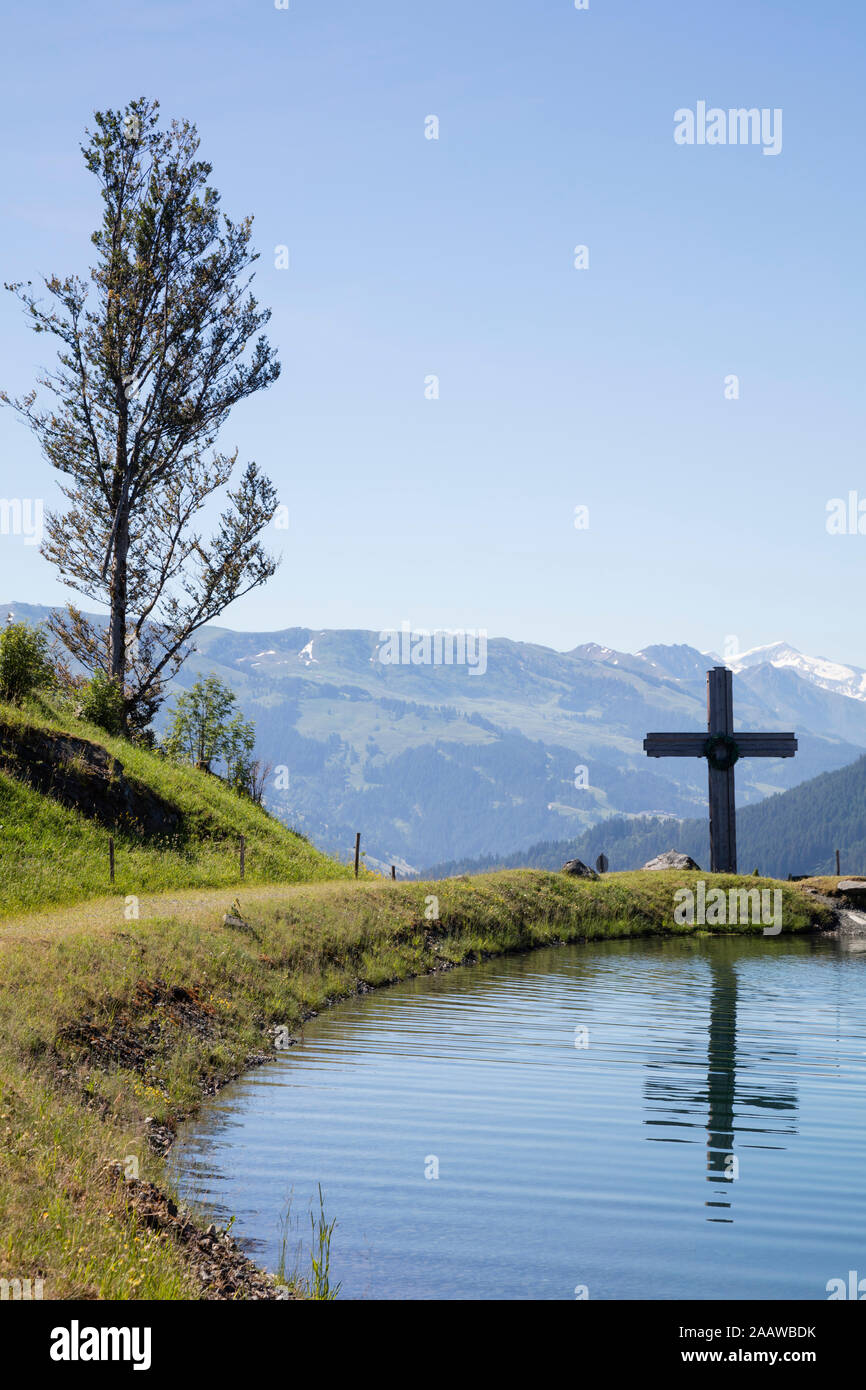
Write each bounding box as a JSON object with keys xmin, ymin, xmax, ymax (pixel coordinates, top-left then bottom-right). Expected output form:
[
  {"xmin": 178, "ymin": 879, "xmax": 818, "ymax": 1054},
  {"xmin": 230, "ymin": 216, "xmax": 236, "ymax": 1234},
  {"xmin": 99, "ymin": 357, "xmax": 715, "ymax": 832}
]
[
  {"xmin": 240, "ymin": 835, "xmax": 246, "ymax": 881},
  {"xmin": 354, "ymin": 832, "xmax": 361, "ymax": 878},
  {"xmin": 109, "ymin": 835, "xmax": 115, "ymax": 885},
  {"xmin": 391, "ymin": 865, "xmax": 396, "ymax": 880},
  {"xmin": 836, "ymin": 848, "xmax": 841, "ymax": 876}
]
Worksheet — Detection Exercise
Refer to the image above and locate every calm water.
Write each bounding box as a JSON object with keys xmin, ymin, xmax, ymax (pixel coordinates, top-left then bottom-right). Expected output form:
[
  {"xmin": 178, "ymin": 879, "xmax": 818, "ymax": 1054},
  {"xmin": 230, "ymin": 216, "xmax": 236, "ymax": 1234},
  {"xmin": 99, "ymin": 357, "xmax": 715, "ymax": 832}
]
[{"xmin": 171, "ymin": 936, "xmax": 866, "ymax": 1300}]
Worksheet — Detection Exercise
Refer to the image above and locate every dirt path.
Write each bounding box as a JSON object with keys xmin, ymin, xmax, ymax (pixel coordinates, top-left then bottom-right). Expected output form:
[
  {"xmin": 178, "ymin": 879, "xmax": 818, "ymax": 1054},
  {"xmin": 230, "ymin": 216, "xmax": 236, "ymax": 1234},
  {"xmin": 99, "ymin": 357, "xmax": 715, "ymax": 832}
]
[{"xmin": 0, "ymin": 877, "xmax": 362, "ymax": 943}]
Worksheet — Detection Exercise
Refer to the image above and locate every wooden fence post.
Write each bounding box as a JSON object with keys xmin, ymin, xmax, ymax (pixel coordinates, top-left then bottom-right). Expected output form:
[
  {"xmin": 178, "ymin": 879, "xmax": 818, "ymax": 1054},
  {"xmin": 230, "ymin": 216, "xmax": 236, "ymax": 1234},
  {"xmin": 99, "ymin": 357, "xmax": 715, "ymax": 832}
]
[
  {"xmin": 391, "ymin": 865, "xmax": 396, "ymax": 880},
  {"xmin": 836, "ymin": 848, "xmax": 841, "ymax": 876},
  {"xmin": 354, "ymin": 832, "xmax": 361, "ymax": 878},
  {"xmin": 240, "ymin": 835, "xmax": 246, "ymax": 881},
  {"xmin": 109, "ymin": 836, "xmax": 115, "ymax": 885}
]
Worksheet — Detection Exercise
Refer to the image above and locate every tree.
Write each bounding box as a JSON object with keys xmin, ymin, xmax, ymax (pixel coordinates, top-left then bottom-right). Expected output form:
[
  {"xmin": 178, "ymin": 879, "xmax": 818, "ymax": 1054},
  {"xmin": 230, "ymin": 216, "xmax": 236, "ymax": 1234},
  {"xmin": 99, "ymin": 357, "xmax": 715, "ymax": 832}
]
[
  {"xmin": 76, "ymin": 671, "xmax": 125, "ymax": 735},
  {"xmin": 0, "ymin": 619, "xmax": 55, "ymax": 703},
  {"xmin": 163, "ymin": 673, "xmax": 255, "ymax": 783},
  {"xmin": 222, "ymin": 711, "xmax": 258, "ymax": 792},
  {"xmin": 243, "ymin": 756, "xmax": 273, "ymax": 807},
  {"xmin": 1, "ymin": 97, "xmax": 281, "ymax": 733}
]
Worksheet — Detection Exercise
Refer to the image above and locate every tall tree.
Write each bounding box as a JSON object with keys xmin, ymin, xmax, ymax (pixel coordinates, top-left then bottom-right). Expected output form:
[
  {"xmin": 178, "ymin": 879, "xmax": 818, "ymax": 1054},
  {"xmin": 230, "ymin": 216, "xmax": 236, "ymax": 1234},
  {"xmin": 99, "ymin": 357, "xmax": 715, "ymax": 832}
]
[{"xmin": 1, "ymin": 97, "xmax": 281, "ymax": 731}]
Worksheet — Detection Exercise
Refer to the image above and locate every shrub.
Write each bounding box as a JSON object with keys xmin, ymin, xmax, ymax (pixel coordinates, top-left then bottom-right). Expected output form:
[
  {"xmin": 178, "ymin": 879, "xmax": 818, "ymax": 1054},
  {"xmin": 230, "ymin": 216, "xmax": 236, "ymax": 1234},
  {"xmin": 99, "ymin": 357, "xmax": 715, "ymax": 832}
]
[
  {"xmin": 77, "ymin": 671, "xmax": 125, "ymax": 735},
  {"xmin": 0, "ymin": 621, "xmax": 55, "ymax": 703}
]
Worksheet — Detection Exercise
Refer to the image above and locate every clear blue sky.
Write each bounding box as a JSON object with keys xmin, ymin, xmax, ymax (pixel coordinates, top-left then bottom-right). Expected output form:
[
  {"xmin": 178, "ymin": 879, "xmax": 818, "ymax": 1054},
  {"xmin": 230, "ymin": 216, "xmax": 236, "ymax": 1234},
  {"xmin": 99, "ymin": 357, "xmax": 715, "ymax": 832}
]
[{"xmin": 1, "ymin": 0, "xmax": 864, "ymax": 662}]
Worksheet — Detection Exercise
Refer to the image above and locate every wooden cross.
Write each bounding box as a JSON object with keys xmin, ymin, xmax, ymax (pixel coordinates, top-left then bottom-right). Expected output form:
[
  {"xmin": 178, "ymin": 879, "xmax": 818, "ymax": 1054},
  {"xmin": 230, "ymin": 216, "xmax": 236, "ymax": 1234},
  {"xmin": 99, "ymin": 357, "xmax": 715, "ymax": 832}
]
[{"xmin": 643, "ymin": 667, "xmax": 797, "ymax": 873}]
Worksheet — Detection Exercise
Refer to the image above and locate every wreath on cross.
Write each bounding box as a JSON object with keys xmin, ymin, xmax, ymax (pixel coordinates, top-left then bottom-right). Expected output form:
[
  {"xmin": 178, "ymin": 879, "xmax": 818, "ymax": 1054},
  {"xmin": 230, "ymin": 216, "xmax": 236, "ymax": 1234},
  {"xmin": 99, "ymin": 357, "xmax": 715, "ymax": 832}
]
[{"xmin": 703, "ymin": 733, "xmax": 740, "ymax": 770}]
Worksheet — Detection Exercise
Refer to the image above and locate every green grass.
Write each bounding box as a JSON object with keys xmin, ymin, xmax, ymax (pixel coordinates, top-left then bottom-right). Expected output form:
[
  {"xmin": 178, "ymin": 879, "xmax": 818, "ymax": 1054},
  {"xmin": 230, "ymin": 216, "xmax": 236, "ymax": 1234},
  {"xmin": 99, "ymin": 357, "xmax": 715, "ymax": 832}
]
[
  {"xmin": 0, "ymin": 1056, "xmax": 199, "ymax": 1299},
  {"xmin": 0, "ymin": 864, "xmax": 835, "ymax": 1299},
  {"xmin": 0, "ymin": 696, "xmax": 350, "ymax": 914},
  {"xmin": 0, "ymin": 700, "xmax": 841, "ymax": 1298}
]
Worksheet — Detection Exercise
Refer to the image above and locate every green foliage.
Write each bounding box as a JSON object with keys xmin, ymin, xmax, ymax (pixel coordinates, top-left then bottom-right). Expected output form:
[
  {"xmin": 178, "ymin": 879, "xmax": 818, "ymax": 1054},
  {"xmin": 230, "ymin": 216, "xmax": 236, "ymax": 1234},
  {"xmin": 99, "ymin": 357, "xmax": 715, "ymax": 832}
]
[
  {"xmin": 308, "ymin": 1186, "xmax": 341, "ymax": 1301},
  {"xmin": 223, "ymin": 713, "xmax": 257, "ymax": 795},
  {"xmin": 77, "ymin": 671, "xmax": 125, "ymax": 735},
  {"xmin": 0, "ymin": 620, "xmax": 55, "ymax": 703},
  {"xmin": 163, "ymin": 674, "xmax": 255, "ymax": 787}
]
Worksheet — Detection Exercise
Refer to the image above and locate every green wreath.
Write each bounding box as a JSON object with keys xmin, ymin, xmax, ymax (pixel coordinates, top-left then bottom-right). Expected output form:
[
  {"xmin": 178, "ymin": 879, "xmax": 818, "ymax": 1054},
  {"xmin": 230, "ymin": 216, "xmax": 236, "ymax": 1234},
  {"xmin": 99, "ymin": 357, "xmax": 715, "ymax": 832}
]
[{"xmin": 703, "ymin": 734, "xmax": 740, "ymax": 770}]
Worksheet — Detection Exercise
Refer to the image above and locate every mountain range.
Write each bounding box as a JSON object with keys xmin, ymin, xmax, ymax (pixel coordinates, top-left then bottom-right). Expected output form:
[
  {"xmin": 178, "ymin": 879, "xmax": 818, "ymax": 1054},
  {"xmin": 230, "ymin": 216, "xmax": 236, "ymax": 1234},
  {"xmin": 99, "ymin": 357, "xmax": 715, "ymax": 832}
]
[{"xmin": 7, "ymin": 602, "xmax": 866, "ymax": 874}]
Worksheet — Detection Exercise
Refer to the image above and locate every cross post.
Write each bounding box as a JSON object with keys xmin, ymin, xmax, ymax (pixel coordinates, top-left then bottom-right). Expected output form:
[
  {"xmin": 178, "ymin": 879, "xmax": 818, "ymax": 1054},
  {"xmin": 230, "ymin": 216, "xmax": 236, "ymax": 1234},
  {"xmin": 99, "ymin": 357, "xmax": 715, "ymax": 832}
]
[{"xmin": 643, "ymin": 667, "xmax": 797, "ymax": 874}]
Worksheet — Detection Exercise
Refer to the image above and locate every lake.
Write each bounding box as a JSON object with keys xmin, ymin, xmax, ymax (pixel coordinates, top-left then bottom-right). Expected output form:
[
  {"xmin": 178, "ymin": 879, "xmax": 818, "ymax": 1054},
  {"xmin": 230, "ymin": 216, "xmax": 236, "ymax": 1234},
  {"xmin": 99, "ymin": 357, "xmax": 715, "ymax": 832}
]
[{"xmin": 170, "ymin": 934, "xmax": 866, "ymax": 1299}]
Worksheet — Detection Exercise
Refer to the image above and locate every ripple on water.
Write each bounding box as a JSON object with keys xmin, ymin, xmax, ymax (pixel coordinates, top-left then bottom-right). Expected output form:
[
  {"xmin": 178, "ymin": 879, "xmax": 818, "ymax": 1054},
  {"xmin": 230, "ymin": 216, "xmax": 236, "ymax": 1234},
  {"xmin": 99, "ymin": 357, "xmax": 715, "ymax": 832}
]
[{"xmin": 170, "ymin": 936, "xmax": 866, "ymax": 1300}]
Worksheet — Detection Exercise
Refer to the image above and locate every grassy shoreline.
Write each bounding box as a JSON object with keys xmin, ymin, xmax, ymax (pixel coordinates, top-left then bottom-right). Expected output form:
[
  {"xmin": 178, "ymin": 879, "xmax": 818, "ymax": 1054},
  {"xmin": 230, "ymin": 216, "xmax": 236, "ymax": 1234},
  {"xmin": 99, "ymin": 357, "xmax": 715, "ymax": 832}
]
[{"xmin": 0, "ymin": 869, "xmax": 837, "ymax": 1299}]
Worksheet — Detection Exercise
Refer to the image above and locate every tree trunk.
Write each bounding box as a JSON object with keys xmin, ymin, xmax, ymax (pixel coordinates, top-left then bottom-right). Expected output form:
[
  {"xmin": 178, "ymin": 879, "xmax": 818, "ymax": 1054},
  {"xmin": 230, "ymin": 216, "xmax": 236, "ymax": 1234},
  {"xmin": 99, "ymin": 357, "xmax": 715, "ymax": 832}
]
[
  {"xmin": 108, "ymin": 512, "xmax": 129, "ymax": 725},
  {"xmin": 108, "ymin": 379, "xmax": 131, "ymax": 731}
]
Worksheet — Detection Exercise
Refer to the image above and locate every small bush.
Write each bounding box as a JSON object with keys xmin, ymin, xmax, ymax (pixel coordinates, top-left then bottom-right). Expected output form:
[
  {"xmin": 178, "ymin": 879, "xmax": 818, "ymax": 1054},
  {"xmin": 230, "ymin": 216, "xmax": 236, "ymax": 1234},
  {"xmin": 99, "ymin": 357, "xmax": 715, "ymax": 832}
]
[
  {"xmin": 0, "ymin": 621, "xmax": 55, "ymax": 703},
  {"xmin": 77, "ymin": 671, "xmax": 125, "ymax": 735}
]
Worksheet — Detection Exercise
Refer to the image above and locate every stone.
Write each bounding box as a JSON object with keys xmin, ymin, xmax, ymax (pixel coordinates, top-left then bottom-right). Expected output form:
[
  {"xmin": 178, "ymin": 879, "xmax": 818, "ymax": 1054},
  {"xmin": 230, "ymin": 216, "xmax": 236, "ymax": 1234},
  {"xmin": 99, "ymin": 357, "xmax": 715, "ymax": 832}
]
[
  {"xmin": 561, "ymin": 859, "xmax": 599, "ymax": 879},
  {"xmin": 835, "ymin": 880, "xmax": 866, "ymax": 910},
  {"xmin": 642, "ymin": 850, "xmax": 701, "ymax": 871},
  {"xmin": 835, "ymin": 909, "xmax": 866, "ymax": 952}
]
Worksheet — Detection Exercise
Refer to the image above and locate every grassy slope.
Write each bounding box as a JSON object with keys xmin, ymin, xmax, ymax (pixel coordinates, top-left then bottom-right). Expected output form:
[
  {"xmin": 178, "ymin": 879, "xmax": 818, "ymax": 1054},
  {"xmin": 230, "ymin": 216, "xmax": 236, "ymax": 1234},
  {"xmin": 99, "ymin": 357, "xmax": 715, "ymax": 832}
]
[
  {"xmin": 0, "ymin": 698, "xmax": 350, "ymax": 914},
  {"xmin": 0, "ymin": 866, "xmax": 835, "ymax": 1299}
]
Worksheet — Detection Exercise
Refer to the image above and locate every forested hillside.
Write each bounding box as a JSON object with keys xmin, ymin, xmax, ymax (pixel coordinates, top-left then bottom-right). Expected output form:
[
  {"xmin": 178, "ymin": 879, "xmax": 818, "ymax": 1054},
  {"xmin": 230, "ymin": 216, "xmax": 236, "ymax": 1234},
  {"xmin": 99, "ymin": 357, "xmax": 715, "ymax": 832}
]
[{"xmin": 425, "ymin": 754, "xmax": 866, "ymax": 880}]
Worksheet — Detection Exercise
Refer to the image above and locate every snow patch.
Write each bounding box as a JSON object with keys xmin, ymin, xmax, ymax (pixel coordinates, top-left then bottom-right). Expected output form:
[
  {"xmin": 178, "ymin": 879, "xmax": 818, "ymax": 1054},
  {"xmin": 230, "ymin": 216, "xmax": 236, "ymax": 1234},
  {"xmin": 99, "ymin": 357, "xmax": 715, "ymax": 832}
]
[
  {"xmin": 237, "ymin": 648, "xmax": 277, "ymax": 663},
  {"xmin": 724, "ymin": 642, "xmax": 866, "ymax": 703}
]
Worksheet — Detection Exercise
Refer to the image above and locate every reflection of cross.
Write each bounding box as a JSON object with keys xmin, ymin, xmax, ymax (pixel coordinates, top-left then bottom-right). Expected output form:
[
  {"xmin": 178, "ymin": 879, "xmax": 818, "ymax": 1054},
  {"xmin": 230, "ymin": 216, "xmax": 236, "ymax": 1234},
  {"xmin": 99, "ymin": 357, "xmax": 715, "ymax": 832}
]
[
  {"xmin": 643, "ymin": 954, "xmax": 799, "ymax": 1224},
  {"xmin": 643, "ymin": 667, "xmax": 797, "ymax": 873}
]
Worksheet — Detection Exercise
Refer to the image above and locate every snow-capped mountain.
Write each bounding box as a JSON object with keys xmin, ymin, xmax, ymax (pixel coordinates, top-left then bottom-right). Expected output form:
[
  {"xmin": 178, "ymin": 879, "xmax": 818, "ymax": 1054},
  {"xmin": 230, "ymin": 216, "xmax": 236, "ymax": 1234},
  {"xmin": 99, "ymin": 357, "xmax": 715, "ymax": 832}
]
[
  {"xmin": 8, "ymin": 599, "xmax": 866, "ymax": 870},
  {"xmin": 724, "ymin": 642, "xmax": 866, "ymax": 705}
]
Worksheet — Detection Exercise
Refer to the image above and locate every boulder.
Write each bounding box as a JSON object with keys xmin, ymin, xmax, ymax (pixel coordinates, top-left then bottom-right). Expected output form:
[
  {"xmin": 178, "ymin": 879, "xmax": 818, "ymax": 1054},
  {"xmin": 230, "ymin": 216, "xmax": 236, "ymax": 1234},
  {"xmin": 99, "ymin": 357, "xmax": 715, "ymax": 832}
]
[
  {"xmin": 835, "ymin": 909, "xmax": 866, "ymax": 952},
  {"xmin": 561, "ymin": 859, "xmax": 599, "ymax": 879},
  {"xmin": 642, "ymin": 850, "xmax": 701, "ymax": 872},
  {"xmin": 836, "ymin": 880, "xmax": 866, "ymax": 908}
]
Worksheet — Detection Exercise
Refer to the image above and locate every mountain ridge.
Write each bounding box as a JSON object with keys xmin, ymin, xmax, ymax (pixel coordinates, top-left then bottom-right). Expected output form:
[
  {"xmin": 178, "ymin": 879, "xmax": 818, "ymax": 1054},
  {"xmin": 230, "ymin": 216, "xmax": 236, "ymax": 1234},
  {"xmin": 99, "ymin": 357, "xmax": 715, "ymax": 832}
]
[{"xmin": 5, "ymin": 602, "xmax": 866, "ymax": 871}]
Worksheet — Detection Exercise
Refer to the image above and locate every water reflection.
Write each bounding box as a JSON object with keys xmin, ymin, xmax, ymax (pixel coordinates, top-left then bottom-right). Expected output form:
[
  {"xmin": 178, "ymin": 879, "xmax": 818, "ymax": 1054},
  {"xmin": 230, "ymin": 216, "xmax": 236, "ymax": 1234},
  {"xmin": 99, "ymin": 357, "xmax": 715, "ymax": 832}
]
[
  {"xmin": 644, "ymin": 956, "xmax": 798, "ymax": 1222},
  {"xmin": 171, "ymin": 936, "xmax": 866, "ymax": 1300}
]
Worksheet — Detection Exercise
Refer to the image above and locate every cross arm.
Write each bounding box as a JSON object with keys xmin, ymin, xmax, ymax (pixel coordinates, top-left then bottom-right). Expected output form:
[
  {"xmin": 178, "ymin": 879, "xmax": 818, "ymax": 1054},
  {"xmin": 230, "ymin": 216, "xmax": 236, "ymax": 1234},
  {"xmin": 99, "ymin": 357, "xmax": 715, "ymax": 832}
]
[
  {"xmin": 735, "ymin": 733, "xmax": 797, "ymax": 758},
  {"xmin": 644, "ymin": 731, "xmax": 798, "ymax": 759},
  {"xmin": 644, "ymin": 733, "xmax": 707, "ymax": 757}
]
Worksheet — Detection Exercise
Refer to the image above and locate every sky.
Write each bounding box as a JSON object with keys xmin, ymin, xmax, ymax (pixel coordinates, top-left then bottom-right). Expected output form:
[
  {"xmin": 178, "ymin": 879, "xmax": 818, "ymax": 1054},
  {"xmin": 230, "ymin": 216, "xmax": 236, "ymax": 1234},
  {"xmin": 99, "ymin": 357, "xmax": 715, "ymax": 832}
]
[{"xmin": 0, "ymin": 0, "xmax": 864, "ymax": 663}]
